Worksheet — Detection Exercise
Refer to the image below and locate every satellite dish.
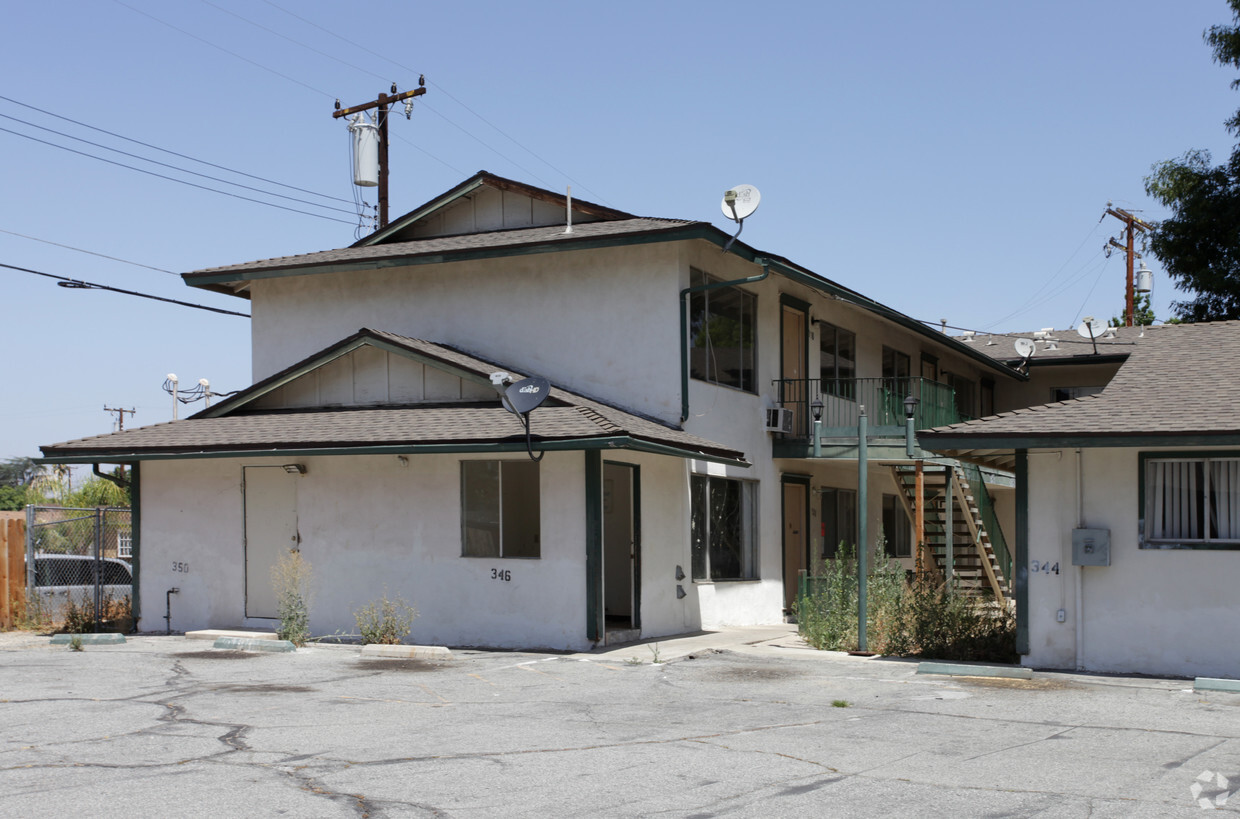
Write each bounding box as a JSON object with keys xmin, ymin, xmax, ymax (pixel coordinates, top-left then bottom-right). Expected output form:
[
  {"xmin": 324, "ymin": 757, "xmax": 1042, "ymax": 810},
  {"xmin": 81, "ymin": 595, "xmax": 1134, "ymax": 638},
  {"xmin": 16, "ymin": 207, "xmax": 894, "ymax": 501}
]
[
  {"xmin": 503, "ymin": 377, "xmax": 551, "ymax": 417},
  {"xmin": 1077, "ymin": 318, "xmax": 1106, "ymax": 340},
  {"xmin": 1014, "ymin": 338, "xmax": 1036, "ymax": 359},
  {"xmin": 721, "ymin": 184, "xmax": 761, "ymax": 222}
]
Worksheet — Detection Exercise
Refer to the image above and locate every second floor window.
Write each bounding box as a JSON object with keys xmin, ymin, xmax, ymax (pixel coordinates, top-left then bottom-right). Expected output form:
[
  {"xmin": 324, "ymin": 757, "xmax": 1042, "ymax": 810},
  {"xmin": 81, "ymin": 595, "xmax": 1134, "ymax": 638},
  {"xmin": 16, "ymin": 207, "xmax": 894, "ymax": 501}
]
[
  {"xmin": 689, "ymin": 268, "xmax": 757, "ymax": 392},
  {"xmin": 819, "ymin": 323, "xmax": 856, "ymax": 399}
]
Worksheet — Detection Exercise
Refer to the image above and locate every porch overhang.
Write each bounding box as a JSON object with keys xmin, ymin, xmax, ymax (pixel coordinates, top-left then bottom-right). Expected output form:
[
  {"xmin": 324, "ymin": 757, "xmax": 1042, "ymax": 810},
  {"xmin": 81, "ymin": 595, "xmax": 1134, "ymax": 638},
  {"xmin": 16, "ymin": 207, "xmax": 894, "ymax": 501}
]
[{"xmin": 39, "ymin": 434, "xmax": 750, "ymax": 469}]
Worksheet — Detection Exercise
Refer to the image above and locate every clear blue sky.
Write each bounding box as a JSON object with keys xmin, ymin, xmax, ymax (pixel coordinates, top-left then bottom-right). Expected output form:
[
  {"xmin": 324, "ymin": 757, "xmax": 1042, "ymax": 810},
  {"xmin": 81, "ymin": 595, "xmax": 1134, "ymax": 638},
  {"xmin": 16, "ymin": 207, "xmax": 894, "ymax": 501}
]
[{"xmin": 2, "ymin": 0, "xmax": 1237, "ymax": 462}]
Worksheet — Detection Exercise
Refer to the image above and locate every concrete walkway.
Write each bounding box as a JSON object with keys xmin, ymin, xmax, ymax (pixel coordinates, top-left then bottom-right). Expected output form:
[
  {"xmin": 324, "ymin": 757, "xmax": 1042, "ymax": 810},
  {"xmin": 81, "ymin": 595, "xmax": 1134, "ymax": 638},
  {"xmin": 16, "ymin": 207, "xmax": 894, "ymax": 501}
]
[{"xmin": 579, "ymin": 623, "xmax": 802, "ymax": 662}]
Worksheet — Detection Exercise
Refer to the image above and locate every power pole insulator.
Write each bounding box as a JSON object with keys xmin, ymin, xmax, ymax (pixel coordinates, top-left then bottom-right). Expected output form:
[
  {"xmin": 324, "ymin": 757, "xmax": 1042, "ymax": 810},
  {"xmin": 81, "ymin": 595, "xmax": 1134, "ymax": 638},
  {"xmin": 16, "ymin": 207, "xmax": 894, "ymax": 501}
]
[{"xmin": 333, "ymin": 84, "xmax": 428, "ymax": 231}]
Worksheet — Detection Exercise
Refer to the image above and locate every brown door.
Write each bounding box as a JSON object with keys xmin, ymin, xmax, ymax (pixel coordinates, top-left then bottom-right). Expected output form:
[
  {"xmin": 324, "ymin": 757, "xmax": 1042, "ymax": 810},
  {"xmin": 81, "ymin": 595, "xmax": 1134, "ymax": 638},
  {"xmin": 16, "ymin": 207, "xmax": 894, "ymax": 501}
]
[
  {"xmin": 781, "ymin": 305, "xmax": 807, "ymax": 434},
  {"xmin": 783, "ymin": 480, "xmax": 808, "ymax": 611}
]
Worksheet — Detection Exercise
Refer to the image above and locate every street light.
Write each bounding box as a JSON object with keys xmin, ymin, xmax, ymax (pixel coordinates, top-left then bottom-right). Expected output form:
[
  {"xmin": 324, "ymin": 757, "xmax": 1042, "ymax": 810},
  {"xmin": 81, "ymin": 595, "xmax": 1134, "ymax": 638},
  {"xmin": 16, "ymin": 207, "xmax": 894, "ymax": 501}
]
[{"xmin": 903, "ymin": 395, "xmax": 919, "ymax": 459}]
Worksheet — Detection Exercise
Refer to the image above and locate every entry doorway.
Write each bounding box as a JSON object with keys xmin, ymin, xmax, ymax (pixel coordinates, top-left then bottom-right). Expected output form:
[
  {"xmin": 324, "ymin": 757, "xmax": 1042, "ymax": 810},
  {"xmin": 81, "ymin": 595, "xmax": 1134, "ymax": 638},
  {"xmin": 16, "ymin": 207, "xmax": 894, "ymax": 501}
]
[
  {"xmin": 782, "ymin": 477, "xmax": 810, "ymax": 612},
  {"xmin": 781, "ymin": 302, "xmax": 809, "ymax": 435},
  {"xmin": 603, "ymin": 462, "xmax": 640, "ymax": 638},
  {"xmin": 243, "ymin": 466, "xmax": 300, "ymax": 620}
]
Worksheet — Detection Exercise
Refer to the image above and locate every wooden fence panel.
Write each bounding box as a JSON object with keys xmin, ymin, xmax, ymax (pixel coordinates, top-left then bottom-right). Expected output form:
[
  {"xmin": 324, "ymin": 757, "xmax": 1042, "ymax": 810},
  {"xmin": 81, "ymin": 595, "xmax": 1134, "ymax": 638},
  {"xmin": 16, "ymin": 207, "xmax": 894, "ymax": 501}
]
[{"xmin": 1, "ymin": 517, "xmax": 26, "ymax": 629}]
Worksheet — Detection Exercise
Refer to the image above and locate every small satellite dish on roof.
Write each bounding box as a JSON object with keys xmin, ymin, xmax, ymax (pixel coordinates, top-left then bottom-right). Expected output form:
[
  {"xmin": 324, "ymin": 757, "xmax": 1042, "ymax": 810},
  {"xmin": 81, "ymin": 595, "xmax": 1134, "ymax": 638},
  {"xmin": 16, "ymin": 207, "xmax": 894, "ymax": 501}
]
[
  {"xmin": 1014, "ymin": 337, "xmax": 1036, "ymax": 375},
  {"xmin": 720, "ymin": 184, "xmax": 761, "ymax": 253},
  {"xmin": 1077, "ymin": 317, "xmax": 1106, "ymax": 340},
  {"xmin": 721, "ymin": 184, "xmax": 761, "ymax": 222},
  {"xmin": 504, "ymin": 376, "xmax": 551, "ymax": 416},
  {"xmin": 1077, "ymin": 316, "xmax": 1106, "ymax": 355},
  {"xmin": 494, "ymin": 375, "xmax": 551, "ymax": 461}
]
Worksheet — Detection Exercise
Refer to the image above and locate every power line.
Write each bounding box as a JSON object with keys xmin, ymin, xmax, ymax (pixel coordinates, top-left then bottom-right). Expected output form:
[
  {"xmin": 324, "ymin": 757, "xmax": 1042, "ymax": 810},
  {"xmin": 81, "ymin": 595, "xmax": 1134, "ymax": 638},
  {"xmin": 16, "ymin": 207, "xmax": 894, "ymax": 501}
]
[
  {"xmin": 258, "ymin": 0, "xmax": 611, "ymax": 203},
  {"xmin": 0, "ymin": 125, "xmax": 355, "ymax": 225},
  {"xmin": 0, "ymin": 93, "xmax": 353, "ymax": 205},
  {"xmin": 198, "ymin": 0, "xmax": 390, "ymax": 84},
  {"xmin": 0, "ymin": 228, "xmax": 178, "ymax": 276},
  {"xmin": 111, "ymin": 0, "xmax": 336, "ymax": 100},
  {"xmin": 0, "ymin": 111, "xmax": 358, "ymax": 216},
  {"xmin": 2, "ymin": 261, "xmax": 250, "ymax": 317}
]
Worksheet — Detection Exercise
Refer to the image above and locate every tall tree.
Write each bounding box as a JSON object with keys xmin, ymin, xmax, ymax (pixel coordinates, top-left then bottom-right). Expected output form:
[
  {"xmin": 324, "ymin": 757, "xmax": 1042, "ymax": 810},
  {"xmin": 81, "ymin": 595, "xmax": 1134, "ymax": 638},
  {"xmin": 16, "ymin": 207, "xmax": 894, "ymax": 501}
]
[{"xmin": 1145, "ymin": 0, "xmax": 1240, "ymax": 321}]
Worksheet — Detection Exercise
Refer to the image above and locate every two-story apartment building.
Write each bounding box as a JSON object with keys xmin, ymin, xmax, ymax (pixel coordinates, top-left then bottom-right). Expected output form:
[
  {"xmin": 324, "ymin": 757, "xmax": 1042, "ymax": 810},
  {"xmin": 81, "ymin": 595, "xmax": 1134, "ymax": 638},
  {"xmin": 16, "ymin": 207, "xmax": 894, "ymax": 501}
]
[{"xmin": 41, "ymin": 172, "xmax": 1026, "ymax": 649}]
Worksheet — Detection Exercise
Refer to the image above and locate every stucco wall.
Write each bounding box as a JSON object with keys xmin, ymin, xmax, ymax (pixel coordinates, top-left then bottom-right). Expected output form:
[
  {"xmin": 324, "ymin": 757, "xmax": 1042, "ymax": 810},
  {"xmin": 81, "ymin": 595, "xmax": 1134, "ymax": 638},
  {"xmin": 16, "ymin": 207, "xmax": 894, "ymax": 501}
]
[
  {"xmin": 140, "ymin": 450, "xmax": 710, "ymax": 650},
  {"xmin": 1025, "ymin": 446, "xmax": 1240, "ymax": 678},
  {"xmin": 249, "ymin": 243, "xmax": 684, "ymax": 425}
]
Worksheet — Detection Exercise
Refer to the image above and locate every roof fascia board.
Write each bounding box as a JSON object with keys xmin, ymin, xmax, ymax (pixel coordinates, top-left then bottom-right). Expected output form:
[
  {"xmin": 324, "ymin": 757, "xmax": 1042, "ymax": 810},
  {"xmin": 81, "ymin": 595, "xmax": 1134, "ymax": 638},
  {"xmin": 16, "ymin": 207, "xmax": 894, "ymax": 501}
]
[
  {"xmin": 38, "ymin": 435, "xmax": 748, "ymax": 468},
  {"xmin": 184, "ymin": 224, "xmax": 715, "ymax": 291},
  {"xmin": 921, "ymin": 433, "xmax": 1240, "ymax": 450},
  {"xmin": 199, "ymin": 334, "xmax": 496, "ymax": 418},
  {"xmin": 698, "ymin": 235, "xmax": 1025, "ymax": 381}
]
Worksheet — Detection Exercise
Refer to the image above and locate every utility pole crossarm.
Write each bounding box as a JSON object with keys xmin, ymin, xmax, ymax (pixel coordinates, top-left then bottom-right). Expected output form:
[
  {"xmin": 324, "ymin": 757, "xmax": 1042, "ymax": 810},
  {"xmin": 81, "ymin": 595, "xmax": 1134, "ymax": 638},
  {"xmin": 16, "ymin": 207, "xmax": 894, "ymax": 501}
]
[
  {"xmin": 332, "ymin": 86, "xmax": 426, "ymax": 120},
  {"xmin": 333, "ymin": 81, "xmax": 428, "ymax": 231}
]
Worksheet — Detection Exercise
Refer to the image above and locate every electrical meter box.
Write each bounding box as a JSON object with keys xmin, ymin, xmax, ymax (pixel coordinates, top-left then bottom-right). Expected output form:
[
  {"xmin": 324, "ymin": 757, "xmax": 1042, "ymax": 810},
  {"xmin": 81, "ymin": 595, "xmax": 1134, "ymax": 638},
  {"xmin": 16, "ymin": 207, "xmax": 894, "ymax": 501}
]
[{"xmin": 1072, "ymin": 528, "xmax": 1111, "ymax": 566}]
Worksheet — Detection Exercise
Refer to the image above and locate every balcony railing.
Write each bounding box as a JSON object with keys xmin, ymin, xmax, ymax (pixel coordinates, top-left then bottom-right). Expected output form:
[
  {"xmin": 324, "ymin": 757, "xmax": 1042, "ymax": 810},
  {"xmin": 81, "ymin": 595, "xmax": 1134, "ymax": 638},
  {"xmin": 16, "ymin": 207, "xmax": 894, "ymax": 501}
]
[{"xmin": 772, "ymin": 377, "xmax": 970, "ymax": 439}]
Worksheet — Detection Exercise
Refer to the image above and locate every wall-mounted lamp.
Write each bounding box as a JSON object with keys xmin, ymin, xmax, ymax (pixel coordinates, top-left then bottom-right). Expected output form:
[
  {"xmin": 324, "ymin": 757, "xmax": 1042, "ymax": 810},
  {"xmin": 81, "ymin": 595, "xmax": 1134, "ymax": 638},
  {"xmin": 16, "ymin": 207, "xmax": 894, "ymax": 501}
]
[
  {"xmin": 396, "ymin": 455, "xmax": 409, "ymax": 467},
  {"xmin": 282, "ymin": 464, "xmax": 306, "ymax": 474}
]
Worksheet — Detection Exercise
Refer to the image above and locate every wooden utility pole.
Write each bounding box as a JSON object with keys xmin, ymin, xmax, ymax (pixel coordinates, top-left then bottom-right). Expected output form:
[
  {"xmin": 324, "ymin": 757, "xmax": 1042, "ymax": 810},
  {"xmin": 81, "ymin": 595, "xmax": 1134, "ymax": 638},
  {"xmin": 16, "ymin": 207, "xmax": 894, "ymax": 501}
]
[
  {"xmin": 104, "ymin": 406, "xmax": 135, "ymax": 432},
  {"xmin": 333, "ymin": 78, "xmax": 427, "ymax": 230},
  {"xmin": 1104, "ymin": 206, "xmax": 1152, "ymax": 327}
]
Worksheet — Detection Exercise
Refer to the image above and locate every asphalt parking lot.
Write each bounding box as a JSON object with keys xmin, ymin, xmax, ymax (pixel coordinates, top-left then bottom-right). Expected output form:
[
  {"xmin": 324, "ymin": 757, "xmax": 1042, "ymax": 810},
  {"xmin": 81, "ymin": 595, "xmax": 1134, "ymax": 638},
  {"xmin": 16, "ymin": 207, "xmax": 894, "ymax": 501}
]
[{"xmin": 1, "ymin": 628, "xmax": 1238, "ymax": 818}]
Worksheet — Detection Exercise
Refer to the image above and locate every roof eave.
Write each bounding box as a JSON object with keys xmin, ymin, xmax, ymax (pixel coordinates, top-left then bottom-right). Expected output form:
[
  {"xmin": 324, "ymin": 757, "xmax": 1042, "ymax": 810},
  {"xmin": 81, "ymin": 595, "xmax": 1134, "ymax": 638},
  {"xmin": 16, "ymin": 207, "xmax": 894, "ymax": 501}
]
[{"xmin": 38, "ymin": 434, "xmax": 748, "ymax": 468}]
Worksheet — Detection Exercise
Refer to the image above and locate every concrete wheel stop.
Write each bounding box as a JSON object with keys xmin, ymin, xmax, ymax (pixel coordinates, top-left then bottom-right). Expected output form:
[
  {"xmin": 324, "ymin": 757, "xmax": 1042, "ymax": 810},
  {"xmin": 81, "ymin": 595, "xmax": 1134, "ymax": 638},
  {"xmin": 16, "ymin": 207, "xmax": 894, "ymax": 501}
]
[
  {"xmin": 916, "ymin": 661, "xmax": 1032, "ymax": 679},
  {"xmin": 50, "ymin": 633, "xmax": 126, "ymax": 645}
]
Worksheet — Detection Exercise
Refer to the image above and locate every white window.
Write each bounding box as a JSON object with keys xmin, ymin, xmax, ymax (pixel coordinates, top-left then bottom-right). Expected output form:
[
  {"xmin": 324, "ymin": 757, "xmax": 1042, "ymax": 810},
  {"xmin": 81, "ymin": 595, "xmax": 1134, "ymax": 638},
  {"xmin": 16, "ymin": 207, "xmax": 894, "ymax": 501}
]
[
  {"xmin": 690, "ymin": 475, "xmax": 757, "ymax": 580},
  {"xmin": 1143, "ymin": 455, "xmax": 1240, "ymax": 548},
  {"xmin": 461, "ymin": 461, "xmax": 540, "ymax": 558},
  {"xmin": 117, "ymin": 533, "xmax": 132, "ymax": 559}
]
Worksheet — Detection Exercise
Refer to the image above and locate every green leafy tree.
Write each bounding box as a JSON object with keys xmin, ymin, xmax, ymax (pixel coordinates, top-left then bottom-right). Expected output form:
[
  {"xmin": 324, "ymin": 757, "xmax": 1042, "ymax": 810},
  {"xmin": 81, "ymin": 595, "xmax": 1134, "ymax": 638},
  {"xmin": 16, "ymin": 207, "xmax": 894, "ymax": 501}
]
[
  {"xmin": 0, "ymin": 456, "xmax": 43, "ymax": 488},
  {"xmin": 1109, "ymin": 292, "xmax": 1157, "ymax": 327},
  {"xmin": 0, "ymin": 485, "xmax": 27, "ymax": 511},
  {"xmin": 1145, "ymin": 0, "xmax": 1240, "ymax": 321}
]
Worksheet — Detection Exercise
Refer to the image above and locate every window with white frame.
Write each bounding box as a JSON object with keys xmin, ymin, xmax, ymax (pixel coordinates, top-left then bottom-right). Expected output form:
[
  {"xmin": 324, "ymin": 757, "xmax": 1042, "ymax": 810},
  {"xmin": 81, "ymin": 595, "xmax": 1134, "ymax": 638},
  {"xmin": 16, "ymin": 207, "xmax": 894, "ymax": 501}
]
[
  {"xmin": 461, "ymin": 460, "xmax": 540, "ymax": 558},
  {"xmin": 690, "ymin": 475, "xmax": 757, "ymax": 580},
  {"xmin": 1143, "ymin": 455, "xmax": 1240, "ymax": 548},
  {"xmin": 688, "ymin": 268, "xmax": 757, "ymax": 392}
]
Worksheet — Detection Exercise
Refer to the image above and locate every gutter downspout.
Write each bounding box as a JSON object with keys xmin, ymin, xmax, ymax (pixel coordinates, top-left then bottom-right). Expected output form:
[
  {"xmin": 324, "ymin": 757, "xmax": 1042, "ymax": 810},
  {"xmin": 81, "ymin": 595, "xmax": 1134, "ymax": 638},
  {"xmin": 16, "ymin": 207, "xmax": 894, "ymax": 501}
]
[
  {"xmin": 93, "ymin": 463, "xmax": 130, "ymax": 490},
  {"xmin": 1075, "ymin": 448, "xmax": 1085, "ymax": 671},
  {"xmin": 680, "ymin": 258, "xmax": 771, "ymax": 422}
]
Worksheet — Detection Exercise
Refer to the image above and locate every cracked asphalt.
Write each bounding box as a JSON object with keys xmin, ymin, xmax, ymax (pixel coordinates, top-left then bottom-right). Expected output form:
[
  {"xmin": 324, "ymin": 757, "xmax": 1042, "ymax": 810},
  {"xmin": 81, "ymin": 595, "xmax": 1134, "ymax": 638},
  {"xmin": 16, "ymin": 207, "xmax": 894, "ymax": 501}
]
[{"xmin": 2, "ymin": 632, "xmax": 1239, "ymax": 818}]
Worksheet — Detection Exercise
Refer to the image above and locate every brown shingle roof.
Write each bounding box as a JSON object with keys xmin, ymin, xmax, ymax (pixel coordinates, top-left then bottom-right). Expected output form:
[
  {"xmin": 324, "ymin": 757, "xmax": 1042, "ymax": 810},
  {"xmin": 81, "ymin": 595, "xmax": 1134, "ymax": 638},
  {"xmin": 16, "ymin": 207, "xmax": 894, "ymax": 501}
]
[
  {"xmin": 186, "ymin": 218, "xmax": 700, "ymax": 281},
  {"xmin": 921, "ymin": 320, "xmax": 1240, "ymax": 451},
  {"xmin": 962, "ymin": 323, "xmax": 1174, "ymax": 363},
  {"xmin": 41, "ymin": 330, "xmax": 746, "ymax": 465}
]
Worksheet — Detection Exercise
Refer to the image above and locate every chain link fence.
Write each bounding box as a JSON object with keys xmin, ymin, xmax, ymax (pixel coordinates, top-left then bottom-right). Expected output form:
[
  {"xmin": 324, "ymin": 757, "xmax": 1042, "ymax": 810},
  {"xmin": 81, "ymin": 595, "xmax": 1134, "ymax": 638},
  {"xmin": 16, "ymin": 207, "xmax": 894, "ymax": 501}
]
[{"xmin": 25, "ymin": 506, "xmax": 133, "ymax": 632}]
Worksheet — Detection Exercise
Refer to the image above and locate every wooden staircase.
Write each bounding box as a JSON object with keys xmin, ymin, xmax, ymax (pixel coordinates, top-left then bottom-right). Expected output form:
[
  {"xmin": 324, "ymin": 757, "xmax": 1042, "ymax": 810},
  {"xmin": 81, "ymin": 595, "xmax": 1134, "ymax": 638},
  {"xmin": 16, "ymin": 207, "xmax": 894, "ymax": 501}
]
[{"xmin": 890, "ymin": 464, "xmax": 1010, "ymax": 604}]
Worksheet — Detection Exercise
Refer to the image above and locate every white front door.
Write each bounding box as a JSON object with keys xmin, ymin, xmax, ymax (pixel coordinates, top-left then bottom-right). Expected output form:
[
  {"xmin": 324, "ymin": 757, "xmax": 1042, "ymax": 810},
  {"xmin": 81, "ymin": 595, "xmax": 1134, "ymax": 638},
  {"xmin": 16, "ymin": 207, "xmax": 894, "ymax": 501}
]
[{"xmin": 243, "ymin": 467, "xmax": 299, "ymax": 619}]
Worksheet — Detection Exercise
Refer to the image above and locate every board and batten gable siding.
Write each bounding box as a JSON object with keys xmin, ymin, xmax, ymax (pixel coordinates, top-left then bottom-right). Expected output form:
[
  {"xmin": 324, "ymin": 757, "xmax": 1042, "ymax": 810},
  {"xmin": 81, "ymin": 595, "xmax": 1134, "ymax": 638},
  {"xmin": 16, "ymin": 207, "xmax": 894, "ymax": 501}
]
[
  {"xmin": 248, "ymin": 242, "xmax": 685, "ymax": 425},
  {"xmin": 1025, "ymin": 444, "xmax": 1240, "ymax": 679},
  {"xmin": 250, "ymin": 345, "xmax": 495, "ymax": 410},
  {"xmin": 406, "ymin": 185, "xmax": 603, "ymax": 239}
]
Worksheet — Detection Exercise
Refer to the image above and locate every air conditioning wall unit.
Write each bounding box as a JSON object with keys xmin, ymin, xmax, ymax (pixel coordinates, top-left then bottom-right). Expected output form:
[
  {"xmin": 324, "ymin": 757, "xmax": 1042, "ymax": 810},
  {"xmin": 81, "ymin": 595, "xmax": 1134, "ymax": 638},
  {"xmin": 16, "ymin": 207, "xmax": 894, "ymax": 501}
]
[{"xmin": 764, "ymin": 407, "xmax": 793, "ymax": 434}]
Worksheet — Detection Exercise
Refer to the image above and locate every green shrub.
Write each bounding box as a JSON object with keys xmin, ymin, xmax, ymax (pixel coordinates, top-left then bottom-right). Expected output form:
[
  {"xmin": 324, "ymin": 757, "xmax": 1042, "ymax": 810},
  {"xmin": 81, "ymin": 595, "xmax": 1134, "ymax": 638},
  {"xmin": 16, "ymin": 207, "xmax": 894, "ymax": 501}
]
[
  {"xmin": 354, "ymin": 591, "xmax": 417, "ymax": 645},
  {"xmin": 797, "ymin": 547, "xmax": 1017, "ymax": 663},
  {"xmin": 271, "ymin": 550, "xmax": 313, "ymax": 646}
]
